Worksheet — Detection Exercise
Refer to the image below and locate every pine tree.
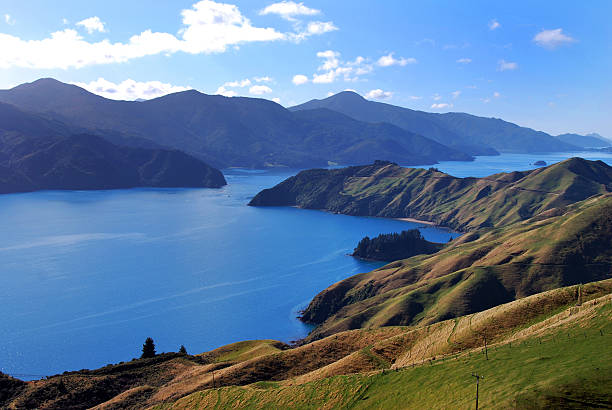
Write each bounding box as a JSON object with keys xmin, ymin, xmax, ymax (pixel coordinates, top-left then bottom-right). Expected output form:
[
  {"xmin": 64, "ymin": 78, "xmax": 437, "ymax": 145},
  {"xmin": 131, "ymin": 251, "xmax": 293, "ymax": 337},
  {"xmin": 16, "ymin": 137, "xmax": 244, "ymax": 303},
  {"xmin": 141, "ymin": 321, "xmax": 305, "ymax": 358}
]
[
  {"xmin": 141, "ymin": 337, "xmax": 156, "ymax": 359},
  {"xmin": 179, "ymin": 345, "xmax": 187, "ymax": 355}
]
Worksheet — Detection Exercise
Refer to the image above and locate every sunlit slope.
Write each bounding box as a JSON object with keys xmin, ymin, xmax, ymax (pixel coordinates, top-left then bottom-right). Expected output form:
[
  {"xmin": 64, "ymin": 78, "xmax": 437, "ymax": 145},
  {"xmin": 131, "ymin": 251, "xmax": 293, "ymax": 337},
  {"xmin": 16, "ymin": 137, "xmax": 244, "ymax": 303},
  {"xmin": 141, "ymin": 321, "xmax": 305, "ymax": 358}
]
[
  {"xmin": 3, "ymin": 280, "xmax": 611, "ymax": 409},
  {"xmin": 162, "ymin": 280, "xmax": 612, "ymax": 409},
  {"xmin": 249, "ymin": 158, "xmax": 612, "ymax": 231},
  {"xmin": 300, "ymin": 194, "xmax": 612, "ymax": 339}
]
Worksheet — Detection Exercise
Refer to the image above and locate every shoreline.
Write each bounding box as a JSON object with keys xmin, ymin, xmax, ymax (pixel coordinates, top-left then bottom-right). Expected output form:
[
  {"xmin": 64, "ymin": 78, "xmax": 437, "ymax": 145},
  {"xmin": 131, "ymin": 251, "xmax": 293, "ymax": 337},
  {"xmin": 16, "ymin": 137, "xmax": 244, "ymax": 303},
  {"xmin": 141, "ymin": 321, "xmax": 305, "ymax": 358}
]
[{"xmin": 394, "ymin": 217, "xmax": 436, "ymax": 226}]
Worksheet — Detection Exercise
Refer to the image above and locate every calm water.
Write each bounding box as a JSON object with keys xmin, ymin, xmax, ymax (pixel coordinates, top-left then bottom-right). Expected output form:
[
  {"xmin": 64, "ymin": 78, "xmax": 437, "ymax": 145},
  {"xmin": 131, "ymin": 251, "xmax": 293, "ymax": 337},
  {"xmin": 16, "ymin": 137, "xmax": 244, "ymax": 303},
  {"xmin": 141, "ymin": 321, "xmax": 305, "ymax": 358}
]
[{"xmin": 1, "ymin": 151, "xmax": 611, "ymax": 379}]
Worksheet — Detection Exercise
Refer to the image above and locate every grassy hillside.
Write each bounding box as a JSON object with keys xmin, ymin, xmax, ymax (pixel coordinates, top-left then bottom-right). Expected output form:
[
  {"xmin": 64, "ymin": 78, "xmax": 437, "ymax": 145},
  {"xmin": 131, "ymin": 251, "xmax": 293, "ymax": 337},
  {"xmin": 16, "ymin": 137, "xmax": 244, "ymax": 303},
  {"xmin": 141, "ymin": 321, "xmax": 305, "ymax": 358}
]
[
  {"xmin": 300, "ymin": 193, "xmax": 612, "ymax": 339},
  {"xmin": 249, "ymin": 158, "xmax": 612, "ymax": 231},
  {"xmin": 3, "ymin": 279, "xmax": 611, "ymax": 409}
]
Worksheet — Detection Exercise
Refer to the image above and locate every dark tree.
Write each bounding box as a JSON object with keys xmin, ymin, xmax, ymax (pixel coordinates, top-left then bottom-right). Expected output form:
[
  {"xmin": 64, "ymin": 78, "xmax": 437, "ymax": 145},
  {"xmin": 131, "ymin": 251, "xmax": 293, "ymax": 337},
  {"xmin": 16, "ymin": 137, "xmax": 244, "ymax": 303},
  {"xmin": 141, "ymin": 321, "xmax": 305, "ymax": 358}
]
[
  {"xmin": 141, "ymin": 337, "xmax": 156, "ymax": 359},
  {"xmin": 352, "ymin": 229, "xmax": 444, "ymax": 261},
  {"xmin": 179, "ymin": 345, "xmax": 187, "ymax": 355}
]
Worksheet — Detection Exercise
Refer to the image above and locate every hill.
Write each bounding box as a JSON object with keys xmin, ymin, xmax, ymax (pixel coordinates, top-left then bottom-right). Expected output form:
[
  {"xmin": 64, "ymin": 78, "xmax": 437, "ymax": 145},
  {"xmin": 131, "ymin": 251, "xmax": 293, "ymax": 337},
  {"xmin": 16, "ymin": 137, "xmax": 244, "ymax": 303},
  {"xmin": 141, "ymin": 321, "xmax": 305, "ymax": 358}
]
[
  {"xmin": 556, "ymin": 132, "xmax": 611, "ymax": 148},
  {"xmin": 0, "ymin": 79, "xmax": 471, "ymax": 169},
  {"xmin": 249, "ymin": 158, "xmax": 612, "ymax": 231},
  {"xmin": 299, "ymin": 194, "xmax": 612, "ymax": 339},
  {"xmin": 290, "ymin": 91, "xmax": 580, "ymax": 155},
  {"xmin": 2, "ymin": 279, "xmax": 610, "ymax": 408},
  {"xmin": 0, "ymin": 102, "xmax": 226, "ymax": 192}
]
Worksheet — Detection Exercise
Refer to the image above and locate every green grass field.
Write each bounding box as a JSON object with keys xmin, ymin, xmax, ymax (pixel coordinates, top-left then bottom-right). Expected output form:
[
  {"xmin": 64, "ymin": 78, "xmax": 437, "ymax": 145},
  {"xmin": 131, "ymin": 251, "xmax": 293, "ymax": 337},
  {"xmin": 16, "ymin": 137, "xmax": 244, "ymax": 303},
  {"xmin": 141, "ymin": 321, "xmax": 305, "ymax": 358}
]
[{"xmin": 162, "ymin": 299, "xmax": 612, "ymax": 409}]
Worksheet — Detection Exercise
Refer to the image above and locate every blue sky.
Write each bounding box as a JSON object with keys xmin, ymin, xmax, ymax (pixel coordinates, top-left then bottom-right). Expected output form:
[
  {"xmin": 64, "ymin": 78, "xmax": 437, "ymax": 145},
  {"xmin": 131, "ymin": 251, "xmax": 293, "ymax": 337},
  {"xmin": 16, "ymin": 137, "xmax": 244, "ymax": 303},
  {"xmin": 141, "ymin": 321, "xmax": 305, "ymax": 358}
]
[{"xmin": 0, "ymin": 0, "xmax": 610, "ymax": 136}]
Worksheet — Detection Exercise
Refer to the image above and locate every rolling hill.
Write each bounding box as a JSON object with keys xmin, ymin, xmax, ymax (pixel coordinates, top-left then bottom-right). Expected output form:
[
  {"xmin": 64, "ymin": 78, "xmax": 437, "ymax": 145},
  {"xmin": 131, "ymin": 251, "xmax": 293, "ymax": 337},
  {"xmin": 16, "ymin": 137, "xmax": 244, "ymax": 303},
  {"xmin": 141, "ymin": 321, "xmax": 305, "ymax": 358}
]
[
  {"xmin": 290, "ymin": 91, "xmax": 581, "ymax": 154},
  {"xmin": 0, "ymin": 79, "xmax": 472, "ymax": 169},
  {"xmin": 299, "ymin": 193, "xmax": 612, "ymax": 340},
  {"xmin": 249, "ymin": 158, "xmax": 612, "ymax": 231},
  {"xmin": 2, "ymin": 278, "xmax": 610, "ymax": 408},
  {"xmin": 556, "ymin": 132, "xmax": 611, "ymax": 148}
]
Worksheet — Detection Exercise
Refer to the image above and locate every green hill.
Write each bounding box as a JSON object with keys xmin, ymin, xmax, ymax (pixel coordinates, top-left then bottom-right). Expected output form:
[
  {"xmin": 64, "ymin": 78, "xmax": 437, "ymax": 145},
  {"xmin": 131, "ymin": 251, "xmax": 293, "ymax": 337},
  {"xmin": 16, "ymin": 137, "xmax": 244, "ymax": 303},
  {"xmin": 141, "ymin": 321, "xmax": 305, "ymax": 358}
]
[
  {"xmin": 4, "ymin": 278, "xmax": 610, "ymax": 409},
  {"xmin": 249, "ymin": 158, "xmax": 612, "ymax": 231},
  {"xmin": 299, "ymin": 193, "xmax": 612, "ymax": 339}
]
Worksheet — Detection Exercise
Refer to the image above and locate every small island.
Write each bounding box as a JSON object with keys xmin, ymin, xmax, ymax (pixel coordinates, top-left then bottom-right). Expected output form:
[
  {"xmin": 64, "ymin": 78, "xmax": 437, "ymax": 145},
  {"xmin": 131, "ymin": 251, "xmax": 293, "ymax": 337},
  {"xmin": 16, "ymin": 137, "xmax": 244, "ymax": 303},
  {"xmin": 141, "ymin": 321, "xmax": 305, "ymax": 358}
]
[
  {"xmin": 534, "ymin": 160, "xmax": 547, "ymax": 166},
  {"xmin": 352, "ymin": 229, "xmax": 444, "ymax": 261}
]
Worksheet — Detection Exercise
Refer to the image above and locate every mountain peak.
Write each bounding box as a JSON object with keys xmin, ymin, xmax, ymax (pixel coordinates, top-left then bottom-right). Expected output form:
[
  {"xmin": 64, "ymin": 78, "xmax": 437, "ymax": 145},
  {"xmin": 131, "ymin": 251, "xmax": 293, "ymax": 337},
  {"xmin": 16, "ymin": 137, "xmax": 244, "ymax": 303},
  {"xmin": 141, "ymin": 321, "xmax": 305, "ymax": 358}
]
[{"xmin": 326, "ymin": 90, "xmax": 366, "ymax": 102}]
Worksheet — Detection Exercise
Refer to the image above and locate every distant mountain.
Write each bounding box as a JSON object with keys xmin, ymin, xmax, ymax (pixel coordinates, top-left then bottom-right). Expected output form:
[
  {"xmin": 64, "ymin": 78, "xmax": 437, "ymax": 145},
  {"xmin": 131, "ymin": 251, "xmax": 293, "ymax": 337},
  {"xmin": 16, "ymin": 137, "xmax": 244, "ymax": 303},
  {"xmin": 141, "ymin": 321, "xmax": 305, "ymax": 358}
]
[
  {"xmin": 0, "ymin": 79, "xmax": 471, "ymax": 169},
  {"xmin": 556, "ymin": 132, "xmax": 611, "ymax": 148},
  {"xmin": 290, "ymin": 91, "xmax": 581, "ymax": 154},
  {"xmin": 249, "ymin": 158, "xmax": 612, "ymax": 231},
  {"xmin": 0, "ymin": 103, "xmax": 226, "ymax": 193}
]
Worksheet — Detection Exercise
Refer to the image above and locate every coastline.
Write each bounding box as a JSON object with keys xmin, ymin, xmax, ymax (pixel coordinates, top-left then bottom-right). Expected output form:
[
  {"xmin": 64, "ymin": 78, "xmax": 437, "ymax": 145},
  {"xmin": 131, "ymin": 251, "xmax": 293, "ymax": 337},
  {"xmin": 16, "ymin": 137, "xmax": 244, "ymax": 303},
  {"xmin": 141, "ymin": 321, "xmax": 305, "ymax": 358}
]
[{"xmin": 394, "ymin": 217, "xmax": 436, "ymax": 226}]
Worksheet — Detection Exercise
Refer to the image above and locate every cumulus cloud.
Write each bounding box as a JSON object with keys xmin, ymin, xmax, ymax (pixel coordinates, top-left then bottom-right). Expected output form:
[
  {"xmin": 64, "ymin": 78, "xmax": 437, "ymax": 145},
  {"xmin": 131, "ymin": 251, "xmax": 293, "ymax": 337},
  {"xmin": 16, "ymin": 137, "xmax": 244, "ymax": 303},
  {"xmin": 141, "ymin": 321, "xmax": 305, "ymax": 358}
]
[
  {"xmin": 72, "ymin": 78, "xmax": 192, "ymax": 100},
  {"xmin": 365, "ymin": 89, "xmax": 393, "ymax": 99},
  {"xmin": 271, "ymin": 97, "xmax": 281, "ymax": 104},
  {"xmin": 377, "ymin": 52, "xmax": 416, "ymax": 67},
  {"xmin": 259, "ymin": 1, "xmax": 320, "ymax": 21},
  {"xmin": 488, "ymin": 19, "xmax": 500, "ymax": 30},
  {"xmin": 533, "ymin": 28, "xmax": 576, "ymax": 49},
  {"xmin": 76, "ymin": 16, "xmax": 106, "ymax": 34},
  {"xmin": 431, "ymin": 103, "xmax": 453, "ymax": 109},
  {"xmin": 4, "ymin": 14, "xmax": 15, "ymax": 25},
  {"xmin": 456, "ymin": 58, "xmax": 471, "ymax": 64},
  {"xmin": 308, "ymin": 51, "xmax": 377, "ymax": 84},
  {"xmin": 215, "ymin": 76, "xmax": 274, "ymax": 96},
  {"xmin": 292, "ymin": 74, "xmax": 308, "ymax": 85},
  {"xmin": 498, "ymin": 59, "xmax": 518, "ymax": 71},
  {"xmin": 0, "ymin": 0, "xmax": 335, "ymax": 69},
  {"xmin": 249, "ymin": 84, "xmax": 273, "ymax": 95}
]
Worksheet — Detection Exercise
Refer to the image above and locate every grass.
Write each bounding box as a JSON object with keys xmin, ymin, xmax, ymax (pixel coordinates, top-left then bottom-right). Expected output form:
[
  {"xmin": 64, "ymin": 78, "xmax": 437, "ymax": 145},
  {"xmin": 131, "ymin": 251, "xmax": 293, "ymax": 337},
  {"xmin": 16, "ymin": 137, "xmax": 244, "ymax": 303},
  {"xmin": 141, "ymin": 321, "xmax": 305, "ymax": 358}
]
[{"xmin": 162, "ymin": 300, "xmax": 612, "ymax": 409}]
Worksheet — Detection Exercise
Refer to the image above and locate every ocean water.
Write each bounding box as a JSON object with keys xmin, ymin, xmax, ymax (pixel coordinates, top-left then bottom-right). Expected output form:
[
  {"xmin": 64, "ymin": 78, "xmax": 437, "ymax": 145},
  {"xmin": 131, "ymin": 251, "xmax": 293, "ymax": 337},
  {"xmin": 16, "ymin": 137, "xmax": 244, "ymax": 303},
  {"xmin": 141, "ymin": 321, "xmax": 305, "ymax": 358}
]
[{"xmin": 1, "ymin": 151, "xmax": 610, "ymax": 379}]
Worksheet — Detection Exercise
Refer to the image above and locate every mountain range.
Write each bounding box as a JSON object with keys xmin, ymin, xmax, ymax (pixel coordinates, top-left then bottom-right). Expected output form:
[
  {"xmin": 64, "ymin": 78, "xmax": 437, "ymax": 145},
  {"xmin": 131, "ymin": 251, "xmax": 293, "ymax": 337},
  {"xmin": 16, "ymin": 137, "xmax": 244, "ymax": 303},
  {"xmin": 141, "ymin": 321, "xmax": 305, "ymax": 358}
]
[
  {"xmin": 290, "ymin": 91, "xmax": 583, "ymax": 155},
  {"xmin": 0, "ymin": 78, "xmax": 598, "ymax": 174}
]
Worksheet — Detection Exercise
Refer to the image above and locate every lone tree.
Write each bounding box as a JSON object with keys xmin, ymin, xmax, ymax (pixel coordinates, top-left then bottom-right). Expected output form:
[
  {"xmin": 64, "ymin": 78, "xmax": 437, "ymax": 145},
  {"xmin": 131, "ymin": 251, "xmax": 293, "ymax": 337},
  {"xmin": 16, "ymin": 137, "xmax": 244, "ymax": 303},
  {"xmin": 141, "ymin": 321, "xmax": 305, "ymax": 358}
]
[
  {"xmin": 179, "ymin": 345, "xmax": 187, "ymax": 355},
  {"xmin": 141, "ymin": 337, "xmax": 156, "ymax": 359}
]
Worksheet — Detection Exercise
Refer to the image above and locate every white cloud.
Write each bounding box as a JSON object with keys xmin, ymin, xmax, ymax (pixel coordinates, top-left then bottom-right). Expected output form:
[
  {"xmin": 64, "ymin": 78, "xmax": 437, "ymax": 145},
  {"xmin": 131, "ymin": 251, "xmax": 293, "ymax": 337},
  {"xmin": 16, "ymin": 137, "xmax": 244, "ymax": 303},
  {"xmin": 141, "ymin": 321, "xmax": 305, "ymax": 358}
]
[
  {"xmin": 431, "ymin": 103, "xmax": 453, "ymax": 109},
  {"xmin": 365, "ymin": 89, "xmax": 393, "ymax": 99},
  {"xmin": 249, "ymin": 84, "xmax": 273, "ymax": 95},
  {"xmin": 4, "ymin": 14, "xmax": 15, "ymax": 25},
  {"xmin": 316, "ymin": 50, "xmax": 340, "ymax": 70},
  {"xmin": 432, "ymin": 93, "xmax": 442, "ymax": 101},
  {"xmin": 0, "ymin": 0, "xmax": 335, "ymax": 69},
  {"xmin": 271, "ymin": 97, "xmax": 281, "ymax": 104},
  {"xmin": 498, "ymin": 59, "xmax": 518, "ymax": 71},
  {"xmin": 482, "ymin": 98, "xmax": 491, "ymax": 104},
  {"xmin": 493, "ymin": 91, "xmax": 501, "ymax": 98},
  {"xmin": 72, "ymin": 78, "xmax": 192, "ymax": 100},
  {"xmin": 488, "ymin": 19, "xmax": 500, "ymax": 30},
  {"xmin": 456, "ymin": 58, "xmax": 471, "ymax": 64},
  {"xmin": 533, "ymin": 28, "xmax": 576, "ymax": 49},
  {"xmin": 292, "ymin": 74, "xmax": 308, "ymax": 85},
  {"xmin": 303, "ymin": 21, "xmax": 337, "ymax": 36},
  {"xmin": 408, "ymin": 95, "xmax": 422, "ymax": 100},
  {"xmin": 76, "ymin": 16, "xmax": 106, "ymax": 34},
  {"xmin": 215, "ymin": 76, "xmax": 273, "ymax": 96},
  {"xmin": 259, "ymin": 1, "xmax": 320, "ymax": 21},
  {"xmin": 62, "ymin": 18, "xmax": 69, "ymax": 25},
  {"xmin": 377, "ymin": 52, "xmax": 416, "ymax": 67},
  {"xmin": 451, "ymin": 90, "xmax": 461, "ymax": 99}
]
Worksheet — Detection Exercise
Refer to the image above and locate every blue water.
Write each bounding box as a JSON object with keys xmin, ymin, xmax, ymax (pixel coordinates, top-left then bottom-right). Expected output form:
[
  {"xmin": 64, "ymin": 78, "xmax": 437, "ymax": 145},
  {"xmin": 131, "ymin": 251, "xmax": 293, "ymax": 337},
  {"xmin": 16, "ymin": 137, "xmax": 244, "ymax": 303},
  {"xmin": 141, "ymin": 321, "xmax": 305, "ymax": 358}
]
[
  {"xmin": 0, "ymin": 169, "xmax": 457, "ymax": 379},
  {"xmin": 1, "ymin": 151, "xmax": 611, "ymax": 379}
]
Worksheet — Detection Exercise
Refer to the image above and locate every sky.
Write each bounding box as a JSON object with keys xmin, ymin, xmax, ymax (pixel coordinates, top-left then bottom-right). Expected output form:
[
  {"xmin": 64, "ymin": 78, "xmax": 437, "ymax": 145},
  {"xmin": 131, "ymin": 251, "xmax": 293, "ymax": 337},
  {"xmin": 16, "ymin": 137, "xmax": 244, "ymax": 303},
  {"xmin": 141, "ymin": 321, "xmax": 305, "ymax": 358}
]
[{"xmin": 0, "ymin": 0, "xmax": 610, "ymax": 136}]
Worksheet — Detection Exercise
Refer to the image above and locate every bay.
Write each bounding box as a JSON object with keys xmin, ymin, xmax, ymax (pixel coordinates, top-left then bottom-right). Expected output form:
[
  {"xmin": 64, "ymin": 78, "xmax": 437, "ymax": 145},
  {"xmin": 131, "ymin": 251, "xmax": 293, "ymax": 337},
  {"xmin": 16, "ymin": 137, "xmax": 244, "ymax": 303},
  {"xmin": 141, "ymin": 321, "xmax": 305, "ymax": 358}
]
[{"xmin": 1, "ymin": 151, "xmax": 611, "ymax": 378}]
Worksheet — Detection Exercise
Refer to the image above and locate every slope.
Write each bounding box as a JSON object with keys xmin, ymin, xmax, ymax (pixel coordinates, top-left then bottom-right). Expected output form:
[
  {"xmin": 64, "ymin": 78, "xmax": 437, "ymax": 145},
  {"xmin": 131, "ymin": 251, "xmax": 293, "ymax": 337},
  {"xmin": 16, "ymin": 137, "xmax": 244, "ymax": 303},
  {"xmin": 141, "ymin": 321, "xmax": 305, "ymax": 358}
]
[
  {"xmin": 299, "ymin": 193, "xmax": 612, "ymax": 339},
  {"xmin": 290, "ymin": 91, "xmax": 580, "ymax": 154},
  {"xmin": 4, "ymin": 279, "xmax": 610, "ymax": 409},
  {"xmin": 249, "ymin": 158, "xmax": 612, "ymax": 231}
]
